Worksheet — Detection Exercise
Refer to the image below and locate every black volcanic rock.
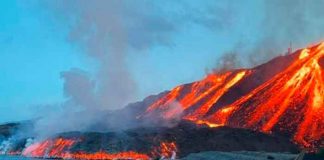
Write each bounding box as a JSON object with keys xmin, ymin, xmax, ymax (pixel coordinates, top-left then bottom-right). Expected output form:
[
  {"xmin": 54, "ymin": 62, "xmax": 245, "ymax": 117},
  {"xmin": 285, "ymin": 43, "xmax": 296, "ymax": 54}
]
[
  {"xmin": 0, "ymin": 119, "xmax": 298, "ymax": 158},
  {"xmin": 49, "ymin": 121, "xmax": 298, "ymax": 158},
  {"xmin": 0, "ymin": 123, "xmax": 19, "ymax": 139},
  {"xmin": 162, "ymin": 122, "xmax": 299, "ymax": 157},
  {"xmin": 1, "ymin": 121, "xmax": 297, "ymax": 158}
]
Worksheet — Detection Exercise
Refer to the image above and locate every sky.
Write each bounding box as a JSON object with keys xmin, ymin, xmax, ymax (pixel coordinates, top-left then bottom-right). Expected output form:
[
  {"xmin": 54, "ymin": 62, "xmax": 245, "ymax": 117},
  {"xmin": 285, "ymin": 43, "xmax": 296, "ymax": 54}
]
[{"xmin": 1, "ymin": 0, "xmax": 323, "ymax": 123}]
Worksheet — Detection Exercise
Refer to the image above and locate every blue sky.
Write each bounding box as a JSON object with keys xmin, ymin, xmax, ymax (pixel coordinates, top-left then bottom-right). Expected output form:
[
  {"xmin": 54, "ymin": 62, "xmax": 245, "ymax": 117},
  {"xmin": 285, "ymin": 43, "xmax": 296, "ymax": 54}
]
[{"xmin": 1, "ymin": 0, "xmax": 323, "ymax": 123}]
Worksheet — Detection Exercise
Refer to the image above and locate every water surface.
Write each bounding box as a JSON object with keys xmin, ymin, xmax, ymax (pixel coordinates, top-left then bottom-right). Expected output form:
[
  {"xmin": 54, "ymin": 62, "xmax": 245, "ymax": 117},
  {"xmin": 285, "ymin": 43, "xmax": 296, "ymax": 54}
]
[{"xmin": 0, "ymin": 155, "xmax": 47, "ymax": 160}]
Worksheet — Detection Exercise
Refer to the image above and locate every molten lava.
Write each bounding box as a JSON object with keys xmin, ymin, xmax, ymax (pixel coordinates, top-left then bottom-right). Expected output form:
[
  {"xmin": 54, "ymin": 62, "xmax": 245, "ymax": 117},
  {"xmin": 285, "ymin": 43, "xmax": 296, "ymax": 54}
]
[
  {"xmin": 220, "ymin": 43, "xmax": 324, "ymax": 149},
  {"xmin": 22, "ymin": 138, "xmax": 75, "ymax": 158},
  {"xmin": 21, "ymin": 138, "xmax": 177, "ymax": 160},
  {"xmin": 143, "ymin": 42, "xmax": 324, "ymax": 150},
  {"xmin": 69, "ymin": 151, "xmax": 150, "ymax": 160},
  {"xmin": 143, "ymin": 70, "xmax": 248, "ymax": 121},
  {"xmin": 151, "ymin": 141, "xmax": 177, "ymax": 158}
]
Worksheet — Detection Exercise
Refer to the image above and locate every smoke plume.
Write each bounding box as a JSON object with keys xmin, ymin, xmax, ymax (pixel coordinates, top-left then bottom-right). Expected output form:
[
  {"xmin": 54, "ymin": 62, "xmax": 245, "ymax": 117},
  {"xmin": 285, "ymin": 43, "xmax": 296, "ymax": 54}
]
[
  {"xmin": 30, "ymin": 0, "xmax": 233, "ymax": 137},
  {"xmin": 214, "ymin": 0, "xmax": 324, "ymax": 71},
  {"xmin": 250, "ymin": 0, "xmax": 324, "ymax": 65}
]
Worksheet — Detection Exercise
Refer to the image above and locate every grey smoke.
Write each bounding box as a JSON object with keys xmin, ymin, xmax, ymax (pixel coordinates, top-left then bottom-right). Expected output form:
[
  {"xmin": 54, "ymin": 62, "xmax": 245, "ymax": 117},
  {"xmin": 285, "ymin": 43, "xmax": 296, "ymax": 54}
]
[
  {"xmin": 213, "ymin": 0, "xmax": 324, "ymax": 71},
  {"xmin": 30, "ymin": 0, "xmax": 233, "ymax": 136},
  {"xmin": 61, "ymin": 69, "xmax": 97, "ymax": 109},
  {"xmin": 211, "ymin": 42, "xmax": 244, "ymax": 73},
  {"xmin": 48, "ymin": 0, "xmax": 233, "ymax": 109},
  {"xmin": 212, "ymin": 52, "xmax": 241, "ymax": 73},
  {"xmin": 247, "ymin": 0, "xmax": 324, "ymax": 66}
]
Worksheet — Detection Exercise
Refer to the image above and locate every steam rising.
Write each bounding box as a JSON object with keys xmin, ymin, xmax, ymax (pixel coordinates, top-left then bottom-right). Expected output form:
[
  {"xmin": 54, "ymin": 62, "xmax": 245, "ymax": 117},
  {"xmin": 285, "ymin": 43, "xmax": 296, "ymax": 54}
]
[
  {"xmin": 30, "ymin": 0, "xmax": 232, "ymax": 137},
  {"xmin": 50, "ymin": 0, "xmax": 231, "ymax": 109},
  {"xmin": 30, "ymin": 0, "xmax": 324, "ymax": 137}
]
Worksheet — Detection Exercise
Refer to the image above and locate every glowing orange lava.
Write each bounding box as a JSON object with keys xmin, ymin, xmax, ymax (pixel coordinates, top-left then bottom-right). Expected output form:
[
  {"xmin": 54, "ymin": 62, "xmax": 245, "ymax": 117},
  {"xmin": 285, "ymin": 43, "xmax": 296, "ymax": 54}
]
[
  {"xmin": 142, "ymin": 70, "xmax": 247, "ymax": 123},
  {"xmin": 142, "ymin": 42, "xmax": 324, "ymax": 150},
  {"xmin": 185, "ymin": 71, "xmax": 246, "ymax": 121},
  {"xmin": 22, "ymin": 138, "xmax": 177, "ymax": 159},
  {"xmin": 22, "ymin": 138, "xmax": 75, "ymax": 158},
  {"xmin": 68, "ymin": 151, "xmax": 150, "ymax": 160},
  {"xmin": 151, "ymin": 141, "xmax": 177, "ymax": 158}
]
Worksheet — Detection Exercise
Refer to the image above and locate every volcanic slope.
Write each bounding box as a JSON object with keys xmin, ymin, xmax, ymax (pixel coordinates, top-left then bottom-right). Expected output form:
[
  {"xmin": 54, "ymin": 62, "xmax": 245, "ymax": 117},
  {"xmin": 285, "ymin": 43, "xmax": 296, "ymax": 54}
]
[{"xmin": 141, "ymin": 42, "xmax": 324, "ymax": 149}]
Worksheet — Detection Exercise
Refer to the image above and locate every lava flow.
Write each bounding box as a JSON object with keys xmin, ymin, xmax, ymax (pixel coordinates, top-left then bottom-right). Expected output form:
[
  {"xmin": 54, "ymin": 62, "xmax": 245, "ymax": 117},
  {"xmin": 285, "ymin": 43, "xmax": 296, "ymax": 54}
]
[
  {"xmin": 143, "ymin": 42, "xmax": 324, "ymax": 149},
  {"xmin": 22, "ymin": 138, "xmax": 75, "ymax": 158},
  {"xmin": 151, "ymin": 142, "xmax": 177, "ymax": 158},
  {"xmin": 21, "ymin": 138, "xmax": 177, "ymax": 159},
  {"xmin": 217, "ymin": 42, "xmax": 324, "ymax": 149},
  {"xmin": 69, "ymin": 151, "xmax": 150, "ymax": 160},
  {"xmin": 143, "ymin": 70, "xmax": 248, "ymax": 121}
]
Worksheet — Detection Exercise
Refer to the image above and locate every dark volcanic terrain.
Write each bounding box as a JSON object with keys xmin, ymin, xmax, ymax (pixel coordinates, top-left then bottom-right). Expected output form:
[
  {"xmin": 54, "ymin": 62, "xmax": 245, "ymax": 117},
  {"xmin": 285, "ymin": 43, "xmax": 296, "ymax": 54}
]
[{"xmin": 0, "ymin": 121, "xmax": 298, "ymax": 159}]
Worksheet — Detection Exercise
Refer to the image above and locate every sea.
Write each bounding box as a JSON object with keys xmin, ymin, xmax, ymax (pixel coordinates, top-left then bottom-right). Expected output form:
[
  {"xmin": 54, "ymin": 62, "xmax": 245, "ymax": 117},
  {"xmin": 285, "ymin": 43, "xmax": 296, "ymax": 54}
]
[{"xmin": 0, "ymin": 155, "xmax": 47, "ymax": 160}]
